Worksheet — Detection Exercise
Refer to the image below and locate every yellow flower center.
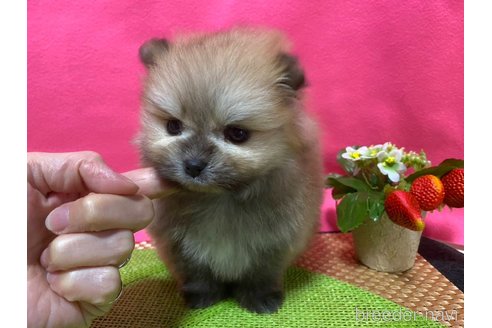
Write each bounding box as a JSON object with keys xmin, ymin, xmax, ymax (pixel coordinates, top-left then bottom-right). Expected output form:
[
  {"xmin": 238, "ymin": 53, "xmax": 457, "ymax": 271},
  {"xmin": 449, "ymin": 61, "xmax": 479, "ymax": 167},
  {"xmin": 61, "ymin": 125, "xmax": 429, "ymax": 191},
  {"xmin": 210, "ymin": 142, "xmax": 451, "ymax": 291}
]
[
  {"xmin": 385, "ymin": 156, "xmax": 396, "ymax": 165},
  {"xmin": 351, "ymin": 152, "xmax": 361, "ymax": 159},
  {"xmin": 370, "ymin": 150, "xmax": 378, "ymax": 156}
]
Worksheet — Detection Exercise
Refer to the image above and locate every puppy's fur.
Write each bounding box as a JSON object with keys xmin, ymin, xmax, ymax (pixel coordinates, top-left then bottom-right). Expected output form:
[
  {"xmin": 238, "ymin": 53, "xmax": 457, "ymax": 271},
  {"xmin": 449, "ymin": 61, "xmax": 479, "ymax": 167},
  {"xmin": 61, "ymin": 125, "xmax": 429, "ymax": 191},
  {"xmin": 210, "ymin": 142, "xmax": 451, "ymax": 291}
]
[{"xmin": 137, "ymin": 28, "xmax": 323, "ymax": 313}]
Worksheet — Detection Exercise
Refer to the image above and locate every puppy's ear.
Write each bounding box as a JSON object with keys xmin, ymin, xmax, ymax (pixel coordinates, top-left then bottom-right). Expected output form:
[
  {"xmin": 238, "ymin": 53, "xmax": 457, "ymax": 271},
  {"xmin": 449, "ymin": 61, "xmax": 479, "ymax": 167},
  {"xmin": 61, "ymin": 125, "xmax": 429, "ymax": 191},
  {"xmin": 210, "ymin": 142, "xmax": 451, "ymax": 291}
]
[
  {"xmin": 277, "ymin": 53, "xmax": 306, "ymax": 91},
  {"xmin": 139, "ymin": 38, "xmax": 170, "ymax": 68}
]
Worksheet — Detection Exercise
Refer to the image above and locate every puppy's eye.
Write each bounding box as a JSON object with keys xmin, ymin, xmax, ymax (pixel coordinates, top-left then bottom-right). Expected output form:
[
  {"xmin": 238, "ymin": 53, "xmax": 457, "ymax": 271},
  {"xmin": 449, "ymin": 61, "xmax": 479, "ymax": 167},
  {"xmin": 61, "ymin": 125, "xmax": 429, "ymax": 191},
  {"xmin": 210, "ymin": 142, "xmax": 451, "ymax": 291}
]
[
  {"xmin": 224, "ymin": 126, "xmax": 249, "ymax": 144},
  {"xmin": 166, "ymin": 119, "xmax": 183, "ymax": 135}
]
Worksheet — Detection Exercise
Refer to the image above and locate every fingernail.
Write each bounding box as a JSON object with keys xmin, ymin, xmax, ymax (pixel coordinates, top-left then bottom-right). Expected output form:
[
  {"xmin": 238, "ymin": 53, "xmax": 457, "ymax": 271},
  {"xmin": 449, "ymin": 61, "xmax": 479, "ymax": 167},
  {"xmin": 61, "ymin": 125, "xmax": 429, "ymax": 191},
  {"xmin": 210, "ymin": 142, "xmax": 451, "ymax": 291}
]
[
  {"xmin": 46, "ymin": 272, "xmax": 55, "ymax": 285},
  {"xmin": 118, "ymin": 173, "xmax": 138, "ymax": 186},
  {"xmin": 46, "ymin": 205, "xmax": 70, "ymax": 233},
  {"xmin": 40, "ymin": 249, "xmax": 49, "ymax": 269}
]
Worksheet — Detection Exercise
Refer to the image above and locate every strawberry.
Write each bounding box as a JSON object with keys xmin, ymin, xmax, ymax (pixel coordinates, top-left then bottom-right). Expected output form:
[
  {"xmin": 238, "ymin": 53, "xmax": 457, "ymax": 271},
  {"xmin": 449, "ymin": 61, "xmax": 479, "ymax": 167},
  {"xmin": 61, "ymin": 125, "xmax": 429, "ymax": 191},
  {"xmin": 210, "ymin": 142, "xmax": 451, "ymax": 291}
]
[
  {"xmin": 410, "ymin": 175, "xmax": 445, "ymax": 211},
  {"xmin": 441, "ymin": 168, "xmax": 464, "ymax": 208},
  {"xmin": 384, "ymin": 190, "xmax": 425, "ymax": 231}
]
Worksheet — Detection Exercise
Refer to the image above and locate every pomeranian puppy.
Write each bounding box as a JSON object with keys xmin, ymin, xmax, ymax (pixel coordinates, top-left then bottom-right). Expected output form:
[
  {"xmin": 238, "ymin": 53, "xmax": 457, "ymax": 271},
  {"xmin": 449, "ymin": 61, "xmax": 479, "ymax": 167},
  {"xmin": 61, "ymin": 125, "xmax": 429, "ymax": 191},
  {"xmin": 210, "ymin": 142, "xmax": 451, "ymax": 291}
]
[{"xmin": 137, "ymin": 28, "xmax": 323, "ymax": 314}]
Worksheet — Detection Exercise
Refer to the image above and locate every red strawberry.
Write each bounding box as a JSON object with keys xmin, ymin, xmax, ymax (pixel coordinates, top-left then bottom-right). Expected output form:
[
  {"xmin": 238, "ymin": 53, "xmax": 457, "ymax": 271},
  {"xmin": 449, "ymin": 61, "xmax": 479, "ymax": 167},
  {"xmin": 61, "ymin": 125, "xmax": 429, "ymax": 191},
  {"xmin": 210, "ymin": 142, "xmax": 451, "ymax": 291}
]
[
  {"xmin": 384, "ymin": 190, "xmax": 425, "ymax": 231},
  {"xmin": 441, "ymin": 168, "xmax": 464, "ymax": 208},
  {"xmin": 410, "ymin": 175, "xmax": 445, "ymax": 211}
]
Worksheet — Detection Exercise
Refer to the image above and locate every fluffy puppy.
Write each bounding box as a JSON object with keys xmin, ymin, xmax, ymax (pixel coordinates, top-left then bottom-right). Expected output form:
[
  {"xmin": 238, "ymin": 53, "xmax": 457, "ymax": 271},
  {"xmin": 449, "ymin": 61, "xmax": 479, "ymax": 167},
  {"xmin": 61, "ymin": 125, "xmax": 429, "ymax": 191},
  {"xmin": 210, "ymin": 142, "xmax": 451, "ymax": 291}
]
[{"xmin": 137, "ymin": 28, "xmax": 323, "ymax": 313}]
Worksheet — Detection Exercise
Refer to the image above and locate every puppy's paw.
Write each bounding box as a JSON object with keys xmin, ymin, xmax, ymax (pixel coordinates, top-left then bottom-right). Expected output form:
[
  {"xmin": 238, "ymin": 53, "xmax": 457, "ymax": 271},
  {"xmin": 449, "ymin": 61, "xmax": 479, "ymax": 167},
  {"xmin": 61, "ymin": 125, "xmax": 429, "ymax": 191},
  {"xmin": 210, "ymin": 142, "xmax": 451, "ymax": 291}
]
[
  {"xmin": 183, "ymin": 291, "xmax": 223, "ymax": 309},
  {"xmin": 235, "ymin": 288, "xmax": 284, "ymax": 314},
  {"xmin": 181, "ymin": 281, "xmax": 227, "ymax": 309}
]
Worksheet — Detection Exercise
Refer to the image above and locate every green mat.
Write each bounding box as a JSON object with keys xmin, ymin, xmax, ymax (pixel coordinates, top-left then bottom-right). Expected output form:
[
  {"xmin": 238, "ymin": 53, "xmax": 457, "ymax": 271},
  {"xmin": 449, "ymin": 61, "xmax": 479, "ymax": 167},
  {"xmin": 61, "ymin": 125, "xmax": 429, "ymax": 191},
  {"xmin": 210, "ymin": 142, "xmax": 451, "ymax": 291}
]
[{"xmin": 98, "ymin": 249, "xmax": 443, "ymax": 327}]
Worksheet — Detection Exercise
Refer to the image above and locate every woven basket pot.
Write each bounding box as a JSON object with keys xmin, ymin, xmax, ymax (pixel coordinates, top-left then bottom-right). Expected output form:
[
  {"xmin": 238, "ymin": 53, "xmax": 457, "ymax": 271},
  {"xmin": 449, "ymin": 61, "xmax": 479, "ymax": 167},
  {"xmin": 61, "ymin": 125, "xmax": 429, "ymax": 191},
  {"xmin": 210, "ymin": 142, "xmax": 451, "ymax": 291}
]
[{"xmin": 352, "ymin": 213, "xmax": 422, "ymax": 273}]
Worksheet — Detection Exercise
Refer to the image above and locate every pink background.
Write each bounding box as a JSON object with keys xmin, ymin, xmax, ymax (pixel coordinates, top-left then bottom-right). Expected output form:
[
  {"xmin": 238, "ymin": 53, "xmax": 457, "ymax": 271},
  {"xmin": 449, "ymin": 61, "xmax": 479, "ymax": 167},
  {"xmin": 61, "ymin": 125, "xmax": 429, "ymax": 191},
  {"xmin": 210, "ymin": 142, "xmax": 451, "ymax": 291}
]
[{"xmin": 28, "ymin": 1, "xmax": 463, "ymax": 246}]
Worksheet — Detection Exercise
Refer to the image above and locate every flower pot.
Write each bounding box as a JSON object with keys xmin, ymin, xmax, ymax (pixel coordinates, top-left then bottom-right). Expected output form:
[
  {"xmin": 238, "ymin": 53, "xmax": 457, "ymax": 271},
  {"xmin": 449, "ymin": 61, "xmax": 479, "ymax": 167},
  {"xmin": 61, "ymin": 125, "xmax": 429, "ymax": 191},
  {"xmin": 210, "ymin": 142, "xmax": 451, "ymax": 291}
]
[{"xmin": 352, "ymin": 214, "xmax": 422, "ymax": 273}]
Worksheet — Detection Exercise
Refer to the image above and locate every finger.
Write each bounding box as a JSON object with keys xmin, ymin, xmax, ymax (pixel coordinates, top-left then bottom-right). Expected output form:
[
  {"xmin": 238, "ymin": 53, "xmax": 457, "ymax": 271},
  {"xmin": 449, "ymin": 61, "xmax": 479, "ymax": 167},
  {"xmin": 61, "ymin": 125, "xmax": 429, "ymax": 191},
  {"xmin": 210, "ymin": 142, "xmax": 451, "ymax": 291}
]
[
  {"xmin": 47, "ymin": 267, "xmax": 122, "ymax": 305},
  {"xmin": 28, "ymin": 151, "xmax": 138, "ymax": 196},
  {"xmin": 40, "ymin": 230, "xmax": 134, "ymax": 272},
  {"xmin": 45, "ymin": 194, "xmax": 154, "ymax": 234},
  {"xmin": 123, "ymin": 167, "xmax": 177, "ymax": 199}
]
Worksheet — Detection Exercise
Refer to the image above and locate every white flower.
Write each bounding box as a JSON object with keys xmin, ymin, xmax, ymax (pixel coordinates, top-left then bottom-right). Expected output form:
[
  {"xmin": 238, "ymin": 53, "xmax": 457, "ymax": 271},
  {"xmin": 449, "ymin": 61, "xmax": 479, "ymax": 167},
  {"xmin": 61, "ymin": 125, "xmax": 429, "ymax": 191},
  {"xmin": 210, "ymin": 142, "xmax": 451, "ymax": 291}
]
[
  {"xmin": 341, "ymin": 146, "xmax": 368, "ymax": 161},
  {"xmin": 362, "ymin": 144, "xmax": 383, "ymax": 159},
  {"xmin": 381, "ymin": 142, "xmax": 399, "ymax": 153},
  {"xmin": 376, "ymin": 149, "xmax": 407, "ymax": 183}
]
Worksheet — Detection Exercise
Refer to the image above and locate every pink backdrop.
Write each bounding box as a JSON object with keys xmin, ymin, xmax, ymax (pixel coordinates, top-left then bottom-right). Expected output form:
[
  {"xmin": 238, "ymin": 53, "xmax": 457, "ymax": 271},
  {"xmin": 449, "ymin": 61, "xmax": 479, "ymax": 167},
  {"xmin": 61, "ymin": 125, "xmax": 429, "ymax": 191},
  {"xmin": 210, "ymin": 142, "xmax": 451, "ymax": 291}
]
[{"xmin": 28, "ymin": 1, "xmax": 464, "ymax": 246}]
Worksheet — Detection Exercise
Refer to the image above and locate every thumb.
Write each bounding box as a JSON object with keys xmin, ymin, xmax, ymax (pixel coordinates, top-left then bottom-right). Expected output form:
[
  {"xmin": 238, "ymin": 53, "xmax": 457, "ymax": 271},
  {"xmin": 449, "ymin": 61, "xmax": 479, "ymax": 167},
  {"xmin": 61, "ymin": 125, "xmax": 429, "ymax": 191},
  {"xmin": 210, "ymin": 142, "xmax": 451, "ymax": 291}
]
[{"xmin": 28, "ymin": 152, "xmax": 139, "ymax": 196}]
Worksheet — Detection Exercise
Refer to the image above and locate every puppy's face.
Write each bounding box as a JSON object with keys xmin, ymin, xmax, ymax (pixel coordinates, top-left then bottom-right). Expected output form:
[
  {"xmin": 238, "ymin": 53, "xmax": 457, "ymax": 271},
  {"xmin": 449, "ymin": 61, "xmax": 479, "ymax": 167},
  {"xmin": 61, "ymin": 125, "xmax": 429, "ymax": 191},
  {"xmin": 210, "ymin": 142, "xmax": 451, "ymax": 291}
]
[{"xmin": 137, "ymin": 29, "xmax": 306, "ymax": 192}]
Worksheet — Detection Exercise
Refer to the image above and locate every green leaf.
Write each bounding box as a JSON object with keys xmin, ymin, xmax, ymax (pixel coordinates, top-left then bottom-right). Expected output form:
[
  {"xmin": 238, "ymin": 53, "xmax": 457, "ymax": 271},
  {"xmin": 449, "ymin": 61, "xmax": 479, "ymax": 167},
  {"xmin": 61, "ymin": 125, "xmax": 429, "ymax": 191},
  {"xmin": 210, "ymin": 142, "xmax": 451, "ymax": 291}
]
[
  {"xmin": 336, "ymin": 193, "xmax": 368, "ymax": 233},
  {"xmin": 366, "ymin": 192, "xmax": 385, "ymax": 221},
  {"xmin": 325, "ymin": 174, "xmax": 373, "ymax": 200},
  {"xmin": 337, "ymin": 176, "xmax": 372, "ymax": 192},
  {"xmin": 406, "ymin": 158, "xmax": 464, "ymax": 183},
  {"xmin": 368, "ymin": 173, "xmax": 380, "ymax": 188},
  {"xmin": 326, "ymin": 174, "xmax": 357, "ymax": 200},
  {"xmin": 332, "ymin": 187, "xmax": 354, "ymax": 200},
  {"xmin": 336, "ymin": 191, "xmax": 385, "ymax": 232},
  {"xmin": 325, "ymin": 174, "xmax": 372, "ymax": 192},
  {"xmin": 439, "ymin": 158, "xmax": 465, "ymax": 168},
  {"xmin": 325, "ymin": 173, "xmax": 343, "ymax": 188}
]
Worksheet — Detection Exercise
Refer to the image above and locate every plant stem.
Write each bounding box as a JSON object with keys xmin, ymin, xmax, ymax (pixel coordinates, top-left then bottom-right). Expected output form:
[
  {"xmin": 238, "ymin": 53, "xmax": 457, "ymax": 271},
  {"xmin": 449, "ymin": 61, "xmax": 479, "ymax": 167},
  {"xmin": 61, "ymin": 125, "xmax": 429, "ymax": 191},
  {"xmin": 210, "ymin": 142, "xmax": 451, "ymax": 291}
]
[{"xmin": 361, "ymin": 170, "xmax": 379, "ymax": 190}]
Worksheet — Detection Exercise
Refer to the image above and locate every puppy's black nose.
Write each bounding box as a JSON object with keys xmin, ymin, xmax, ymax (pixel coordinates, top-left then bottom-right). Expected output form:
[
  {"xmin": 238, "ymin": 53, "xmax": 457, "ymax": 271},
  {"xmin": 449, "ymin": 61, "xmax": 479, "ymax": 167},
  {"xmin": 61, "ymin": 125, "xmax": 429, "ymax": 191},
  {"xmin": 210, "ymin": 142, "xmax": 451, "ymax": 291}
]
[{"xmin": 184, "ymin": 159, "xmax": 207, "ymax": 178}]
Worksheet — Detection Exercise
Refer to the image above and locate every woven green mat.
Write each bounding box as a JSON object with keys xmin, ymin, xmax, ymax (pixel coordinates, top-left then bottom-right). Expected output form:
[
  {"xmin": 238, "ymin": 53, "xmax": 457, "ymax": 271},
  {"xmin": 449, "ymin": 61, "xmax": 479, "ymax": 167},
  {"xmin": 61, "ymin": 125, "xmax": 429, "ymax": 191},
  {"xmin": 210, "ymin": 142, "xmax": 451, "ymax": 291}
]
[{"xmin": 94, "ymin": 249, "xmax": 444, "ymax": 327}]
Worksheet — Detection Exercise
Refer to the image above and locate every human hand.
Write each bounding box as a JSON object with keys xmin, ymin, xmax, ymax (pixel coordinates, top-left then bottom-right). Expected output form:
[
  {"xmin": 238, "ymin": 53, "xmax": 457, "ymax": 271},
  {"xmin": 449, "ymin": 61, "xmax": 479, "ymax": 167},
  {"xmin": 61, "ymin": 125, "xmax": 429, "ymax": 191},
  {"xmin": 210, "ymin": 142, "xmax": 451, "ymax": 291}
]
[{"xmin": 27, "ymin": 151, "xmax": 171, "ymax": 328}]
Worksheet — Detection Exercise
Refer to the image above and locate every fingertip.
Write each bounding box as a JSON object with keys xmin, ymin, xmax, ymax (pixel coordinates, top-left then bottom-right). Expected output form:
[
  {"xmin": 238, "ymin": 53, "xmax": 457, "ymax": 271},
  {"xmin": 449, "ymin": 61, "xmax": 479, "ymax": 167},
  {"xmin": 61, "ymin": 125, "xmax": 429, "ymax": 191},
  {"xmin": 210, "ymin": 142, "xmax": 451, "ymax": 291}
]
[
  {"xmin": 115, "ymin": 173, "xmax": 140, "ymax": 195},
  {"xmin": 45, "ymin": 204, "xmax": 70, "ymax": 234},
  {"xmin": 46, "ymin": 267, "xmax": 122, "ymax": 305},
  {"xmin": 132, "ymin": 196, "xmax": 155, "ymax": 232},
  {"xmin": 40, "ymin": 249, "xmax": 49, "ymax": 269},
  {"xmin": 123, "ymin": 168, "xmax": 177, "ymax": 199},
  {"xmin": 46, "ymin": 272, "xmax": 55, "ymax": 285}
]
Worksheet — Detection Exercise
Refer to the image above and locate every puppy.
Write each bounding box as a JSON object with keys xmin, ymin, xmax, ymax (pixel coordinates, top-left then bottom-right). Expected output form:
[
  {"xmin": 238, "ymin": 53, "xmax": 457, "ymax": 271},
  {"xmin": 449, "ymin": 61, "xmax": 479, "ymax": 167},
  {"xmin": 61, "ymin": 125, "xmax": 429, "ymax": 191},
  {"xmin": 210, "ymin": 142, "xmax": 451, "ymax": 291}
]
[{"xmin": 137, "ymin": 28, "xmax": 323, "ymax": 313}]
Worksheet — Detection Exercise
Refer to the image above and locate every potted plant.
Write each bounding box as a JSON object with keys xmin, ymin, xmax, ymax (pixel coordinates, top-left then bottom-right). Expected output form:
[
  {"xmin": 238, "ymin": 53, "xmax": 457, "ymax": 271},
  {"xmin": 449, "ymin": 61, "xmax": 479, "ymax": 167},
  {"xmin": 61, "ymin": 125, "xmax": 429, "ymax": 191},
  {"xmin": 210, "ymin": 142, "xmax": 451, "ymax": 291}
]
[{"xmin": 325, "ymin": 142, "xmax": 464, "ymax": 273}]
